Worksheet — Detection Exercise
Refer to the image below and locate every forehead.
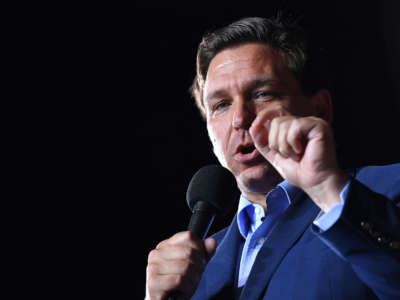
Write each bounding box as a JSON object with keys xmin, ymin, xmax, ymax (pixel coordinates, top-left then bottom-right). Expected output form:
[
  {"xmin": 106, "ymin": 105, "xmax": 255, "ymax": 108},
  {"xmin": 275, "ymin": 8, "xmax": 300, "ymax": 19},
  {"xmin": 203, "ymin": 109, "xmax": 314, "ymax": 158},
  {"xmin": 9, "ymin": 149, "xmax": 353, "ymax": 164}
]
[{"xmin": 204, "ymin": 43, "xmax": 290, "ymax": 97}]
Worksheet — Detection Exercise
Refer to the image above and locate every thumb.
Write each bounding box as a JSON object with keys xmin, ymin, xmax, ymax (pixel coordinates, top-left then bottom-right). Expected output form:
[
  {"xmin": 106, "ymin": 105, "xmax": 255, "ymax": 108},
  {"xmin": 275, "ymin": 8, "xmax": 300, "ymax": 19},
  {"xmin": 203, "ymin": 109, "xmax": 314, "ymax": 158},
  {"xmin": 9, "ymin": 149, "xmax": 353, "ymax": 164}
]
[{"xmin": 203, "ymin": 237, "xmax": 218, "ymax": 262}]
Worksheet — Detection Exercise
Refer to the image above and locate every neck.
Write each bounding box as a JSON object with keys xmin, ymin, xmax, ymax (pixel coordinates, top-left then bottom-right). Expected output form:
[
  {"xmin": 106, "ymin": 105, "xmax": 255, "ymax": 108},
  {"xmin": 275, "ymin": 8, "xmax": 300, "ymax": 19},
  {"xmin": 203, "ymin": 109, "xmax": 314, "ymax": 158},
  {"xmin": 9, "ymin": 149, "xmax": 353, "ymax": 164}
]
[
  {"xmin": 238, "ymin": 170, "xmax": 284, "ymax": 213},
  {"xmin": 242, "ymin": 191, "xmax": 268, "ymax": 212}
]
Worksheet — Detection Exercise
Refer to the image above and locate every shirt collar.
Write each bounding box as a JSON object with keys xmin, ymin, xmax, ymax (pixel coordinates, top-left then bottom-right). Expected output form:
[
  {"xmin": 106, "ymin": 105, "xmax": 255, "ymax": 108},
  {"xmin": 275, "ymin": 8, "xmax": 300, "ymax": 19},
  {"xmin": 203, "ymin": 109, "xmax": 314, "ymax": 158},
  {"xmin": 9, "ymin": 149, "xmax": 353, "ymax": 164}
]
[
  {"xmin": 236, "ymin": 180, "xmax": 301, "ymax": 238},
  {"xmin": 278, "ymin": 180, "xmax": 302, "ymax": 204},
  {"xmin": 237, "ymin": 195, "xmax": 254, "ymax": 238}
]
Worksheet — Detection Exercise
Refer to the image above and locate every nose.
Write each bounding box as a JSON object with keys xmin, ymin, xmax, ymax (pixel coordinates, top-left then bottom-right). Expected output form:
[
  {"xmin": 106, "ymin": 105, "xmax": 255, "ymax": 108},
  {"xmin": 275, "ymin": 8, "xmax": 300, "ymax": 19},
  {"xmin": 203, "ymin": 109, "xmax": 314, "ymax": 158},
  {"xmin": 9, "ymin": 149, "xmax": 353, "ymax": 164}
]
[{"xmin": 231, "ymin": 101, "xmax": 255, "ymax": 130}]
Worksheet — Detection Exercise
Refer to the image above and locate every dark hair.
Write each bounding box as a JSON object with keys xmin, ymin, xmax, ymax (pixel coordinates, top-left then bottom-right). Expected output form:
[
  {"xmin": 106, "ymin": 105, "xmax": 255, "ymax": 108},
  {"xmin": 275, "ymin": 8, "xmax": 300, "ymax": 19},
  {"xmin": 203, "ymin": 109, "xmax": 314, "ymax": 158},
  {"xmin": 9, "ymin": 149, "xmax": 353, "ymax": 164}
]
[{"xmin": 190, "ymin": 14, "xmax": 331, "ymax": 119}]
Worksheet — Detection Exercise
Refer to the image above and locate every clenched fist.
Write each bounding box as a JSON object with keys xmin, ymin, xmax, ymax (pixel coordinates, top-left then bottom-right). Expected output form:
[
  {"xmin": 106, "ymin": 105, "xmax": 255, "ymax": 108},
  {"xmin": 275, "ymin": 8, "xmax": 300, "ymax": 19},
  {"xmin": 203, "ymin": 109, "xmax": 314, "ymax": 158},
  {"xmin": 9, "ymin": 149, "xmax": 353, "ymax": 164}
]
[
  {"xmin": 145, "ymin": 231, "xmax": 217, "ymax": 300},
  {"xmin": 249, "ymin": 107, "xmax": 349, "ymax": 212}
]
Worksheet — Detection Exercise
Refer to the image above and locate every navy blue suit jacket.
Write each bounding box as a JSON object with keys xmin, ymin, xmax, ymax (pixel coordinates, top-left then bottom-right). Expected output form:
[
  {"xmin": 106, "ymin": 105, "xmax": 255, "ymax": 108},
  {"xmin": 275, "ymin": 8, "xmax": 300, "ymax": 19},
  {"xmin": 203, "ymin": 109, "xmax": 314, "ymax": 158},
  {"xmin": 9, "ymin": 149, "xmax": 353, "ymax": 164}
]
[{"xmin": 191, "ymin": 164, "xmax": 400, "ymax": 299}]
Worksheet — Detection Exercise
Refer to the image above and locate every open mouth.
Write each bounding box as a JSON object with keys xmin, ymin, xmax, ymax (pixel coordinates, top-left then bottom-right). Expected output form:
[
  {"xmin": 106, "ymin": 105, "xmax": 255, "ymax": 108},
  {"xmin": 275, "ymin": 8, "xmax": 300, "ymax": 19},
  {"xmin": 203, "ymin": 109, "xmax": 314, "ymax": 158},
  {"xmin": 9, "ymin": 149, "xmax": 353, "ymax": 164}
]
[
  {"xmin": 234, "ymin": 143, "xmax": 262, "ymax": 163},
  {"xmin": 240, "ymin": 144, "xmax": 256, "ymax": 154}
]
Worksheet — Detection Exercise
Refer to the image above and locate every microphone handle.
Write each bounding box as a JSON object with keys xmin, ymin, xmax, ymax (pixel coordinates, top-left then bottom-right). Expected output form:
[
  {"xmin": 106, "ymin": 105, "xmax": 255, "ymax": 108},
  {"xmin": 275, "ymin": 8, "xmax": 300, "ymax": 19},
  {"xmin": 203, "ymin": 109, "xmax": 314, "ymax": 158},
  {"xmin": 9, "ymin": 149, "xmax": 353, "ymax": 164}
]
[
  {"xmin": 187, "ymin": 201, "xmax": 216, "ymax": 239},
  {"xmin": 168, "ymin": 201, "xmax": 217, "ymax": 300}
]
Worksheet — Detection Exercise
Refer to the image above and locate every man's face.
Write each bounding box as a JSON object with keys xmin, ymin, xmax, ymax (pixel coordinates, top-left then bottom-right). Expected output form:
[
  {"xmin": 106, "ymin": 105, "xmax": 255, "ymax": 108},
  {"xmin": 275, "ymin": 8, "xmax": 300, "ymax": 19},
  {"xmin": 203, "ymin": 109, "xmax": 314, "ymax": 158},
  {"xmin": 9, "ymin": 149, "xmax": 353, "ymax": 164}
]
[{"xmin": 203, "ymin": 43, "xmax": 315, "ymax": 195}]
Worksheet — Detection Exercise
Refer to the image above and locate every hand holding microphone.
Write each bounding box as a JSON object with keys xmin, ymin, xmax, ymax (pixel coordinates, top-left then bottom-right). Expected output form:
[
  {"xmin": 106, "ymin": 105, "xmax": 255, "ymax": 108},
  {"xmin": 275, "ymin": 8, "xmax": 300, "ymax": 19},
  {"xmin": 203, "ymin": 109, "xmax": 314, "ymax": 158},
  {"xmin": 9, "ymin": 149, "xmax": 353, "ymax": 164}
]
[{"xmin": 145, "ymin": 165, "xmax": 237, "ymax": 300}]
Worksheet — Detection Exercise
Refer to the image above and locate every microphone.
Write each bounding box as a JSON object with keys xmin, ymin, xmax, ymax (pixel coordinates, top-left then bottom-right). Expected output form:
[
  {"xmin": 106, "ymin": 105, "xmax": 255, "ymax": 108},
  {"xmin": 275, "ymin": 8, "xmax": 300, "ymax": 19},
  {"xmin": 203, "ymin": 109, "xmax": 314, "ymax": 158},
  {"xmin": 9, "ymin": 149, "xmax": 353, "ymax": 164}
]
[
  {"xmin": 169, "ymin": 165, "xmax": 238, "ymax": 300},
  {"xmin": 186, "ymin": 164, "xmax": 238, "ymax": 239}
]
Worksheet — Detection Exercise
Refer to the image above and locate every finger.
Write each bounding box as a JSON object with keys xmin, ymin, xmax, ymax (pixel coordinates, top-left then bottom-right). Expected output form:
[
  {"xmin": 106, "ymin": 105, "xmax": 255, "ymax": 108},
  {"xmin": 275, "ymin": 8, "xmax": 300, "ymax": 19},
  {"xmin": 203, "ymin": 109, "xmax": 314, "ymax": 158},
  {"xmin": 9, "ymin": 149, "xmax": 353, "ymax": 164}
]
[
  {"xmin": 146, "ymin": 264, "xmax": 182, "ymax": 297},
  {"xmin": 146, "ymin": 269, "xmax": 198, "ymax": 300},
  {"xmin": 254, "ymin": 106, "xmax": 289, "ymax": 126},
  {"xmin": 287, "ymin": 119, "xmax": 304, "ymax": 155},
  {"xmin": 146, "ymin": 232, "xmax": 207, "ymax": 300},
  {"xmin": 268, "ymin": 117, "xmax": 279, "ymax": 152},
  {"xmin": 204, "ymin": 238, "xmax": 218, "ymax": 262},
  {"xmin": 157, "ymin": 231, "xmax": 203, "ymax": 251},
  {"xmin": 148, "ymin": 245, "xmax": 205, "ymax": 265},
  {"xmin": 150, "ymin": 257, "xmax": 205, "ymax": 277},
  {"xmin": 250, "ymin": 106, "xmax": 290, "ymax": 150},
  {"xmin": 277, "ymin": 120, "xmax": 292, "ymax": 158},
  {"xmin": 268, "ymin": 116, "xmax": 292, "ymax": 153},
  {"xmin": 146, "ymin": 250, "xmax": 206, "ymax": 298},
  {"xmin": 262, "ymin": 147, "xmax": 294, "ymax": 176},
  {"xmin": 250, "ymin": 119, "xmax": 270, "ymax": 147}
]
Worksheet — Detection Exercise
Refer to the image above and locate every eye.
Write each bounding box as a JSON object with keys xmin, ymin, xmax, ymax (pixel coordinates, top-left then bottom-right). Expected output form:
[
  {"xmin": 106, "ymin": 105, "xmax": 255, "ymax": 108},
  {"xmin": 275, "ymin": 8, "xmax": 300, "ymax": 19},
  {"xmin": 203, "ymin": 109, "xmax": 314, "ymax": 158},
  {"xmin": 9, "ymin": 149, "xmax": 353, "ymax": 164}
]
[
  {"xmin": 253, "ymin": 91, "xmax": 279, "ymax": 101},
  {"xmin": 213, "ymin": 100, "xmax": 230, "ymax": 111}
]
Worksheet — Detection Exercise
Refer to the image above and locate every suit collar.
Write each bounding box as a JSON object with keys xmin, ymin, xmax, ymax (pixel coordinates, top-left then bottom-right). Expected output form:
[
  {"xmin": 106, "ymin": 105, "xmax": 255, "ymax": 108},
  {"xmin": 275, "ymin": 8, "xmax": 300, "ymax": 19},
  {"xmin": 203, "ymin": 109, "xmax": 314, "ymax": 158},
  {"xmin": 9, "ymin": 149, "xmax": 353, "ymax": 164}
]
[
  {"xmin": 192, "ymin": 188, "xmax": 321, "ymax": 300},
  {"xmin": 192, "ymin": 216, "xmax": 243, "ymax": 299},
  {"xmin": 239, "ymin": 192, "xmax": 320, "ymax": 299},
  {"xmin": 236, "ymin": 181, "xmax": 302, "ymax": 239}
]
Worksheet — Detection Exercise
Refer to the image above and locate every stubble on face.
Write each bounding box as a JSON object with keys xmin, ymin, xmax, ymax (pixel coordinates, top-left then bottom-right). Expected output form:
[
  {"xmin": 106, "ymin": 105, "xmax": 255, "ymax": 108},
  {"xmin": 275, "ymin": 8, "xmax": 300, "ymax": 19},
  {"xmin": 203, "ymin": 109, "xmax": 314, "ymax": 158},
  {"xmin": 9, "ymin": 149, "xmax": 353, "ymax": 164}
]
[{"xmin": 203, "ymin": 44, "xmax": 292, "ymax": 199}]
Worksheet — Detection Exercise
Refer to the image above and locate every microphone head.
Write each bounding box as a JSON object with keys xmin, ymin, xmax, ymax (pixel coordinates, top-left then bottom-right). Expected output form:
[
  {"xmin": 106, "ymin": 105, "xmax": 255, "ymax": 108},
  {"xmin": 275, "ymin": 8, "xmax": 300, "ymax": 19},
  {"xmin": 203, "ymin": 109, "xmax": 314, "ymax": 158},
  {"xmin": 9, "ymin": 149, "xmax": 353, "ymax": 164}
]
[{"xmin": 186, "ymin": 165, "xmax": 238, "ymax": 216}]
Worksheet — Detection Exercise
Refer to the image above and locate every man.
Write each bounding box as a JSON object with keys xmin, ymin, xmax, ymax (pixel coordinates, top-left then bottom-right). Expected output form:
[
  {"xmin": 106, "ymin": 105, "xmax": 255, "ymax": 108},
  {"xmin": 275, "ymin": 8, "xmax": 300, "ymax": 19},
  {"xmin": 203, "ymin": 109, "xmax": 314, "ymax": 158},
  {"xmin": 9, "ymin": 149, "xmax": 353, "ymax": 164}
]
[{"xmin": 145, "ymin": 16, "xmax": 400, "ymax": 300}]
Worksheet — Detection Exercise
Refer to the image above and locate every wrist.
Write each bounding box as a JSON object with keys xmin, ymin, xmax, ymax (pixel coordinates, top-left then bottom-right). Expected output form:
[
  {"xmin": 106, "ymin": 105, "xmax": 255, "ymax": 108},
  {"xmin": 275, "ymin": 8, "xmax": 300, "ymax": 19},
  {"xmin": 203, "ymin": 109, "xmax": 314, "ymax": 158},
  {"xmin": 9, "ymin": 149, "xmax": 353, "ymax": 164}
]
[{"xmin": 305, "ymin": 169, "xmax": 350, "ymax": 213}]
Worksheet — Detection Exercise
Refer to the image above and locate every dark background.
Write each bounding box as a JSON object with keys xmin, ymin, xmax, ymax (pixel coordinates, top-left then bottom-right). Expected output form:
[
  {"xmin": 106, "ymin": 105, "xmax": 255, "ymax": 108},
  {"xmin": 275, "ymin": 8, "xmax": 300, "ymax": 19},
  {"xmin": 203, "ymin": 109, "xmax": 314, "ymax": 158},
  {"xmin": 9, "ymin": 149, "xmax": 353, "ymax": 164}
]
[
  {"xmin": 130, "ymin": 2, "xmax": 400, "ymax": 298},
  {"xmin": 26, "ymin": 1, "xmax": 399, "ymax": 298}
]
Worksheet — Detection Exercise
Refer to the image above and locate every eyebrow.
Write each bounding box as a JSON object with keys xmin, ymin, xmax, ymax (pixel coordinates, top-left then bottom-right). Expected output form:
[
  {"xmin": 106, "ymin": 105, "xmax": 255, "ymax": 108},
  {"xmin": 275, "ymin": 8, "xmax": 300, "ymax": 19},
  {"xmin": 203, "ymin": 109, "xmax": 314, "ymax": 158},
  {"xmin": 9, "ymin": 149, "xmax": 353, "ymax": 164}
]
[
  {"xmin": 205, "ymin": 78, "xmax": 281, "ymax": 103},
  {"xmin": 247, "ymin": 78, "xmax": 281, "ymax": 92}
]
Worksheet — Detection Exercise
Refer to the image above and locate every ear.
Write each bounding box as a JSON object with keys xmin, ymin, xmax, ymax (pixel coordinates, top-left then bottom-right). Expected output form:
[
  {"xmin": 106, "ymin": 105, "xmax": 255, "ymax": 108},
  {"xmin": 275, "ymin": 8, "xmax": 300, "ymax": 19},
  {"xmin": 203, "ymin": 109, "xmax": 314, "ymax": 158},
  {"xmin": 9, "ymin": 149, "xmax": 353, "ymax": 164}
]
[{"xmin": 310, "ymin": 89, "xmax": 333, "ymax": 123}]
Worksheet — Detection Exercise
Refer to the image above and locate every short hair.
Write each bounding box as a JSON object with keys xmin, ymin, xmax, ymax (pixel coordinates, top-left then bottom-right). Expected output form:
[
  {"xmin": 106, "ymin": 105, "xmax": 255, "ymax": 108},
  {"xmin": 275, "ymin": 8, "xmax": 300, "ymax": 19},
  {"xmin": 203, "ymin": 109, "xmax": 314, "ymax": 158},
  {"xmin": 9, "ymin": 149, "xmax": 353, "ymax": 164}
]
[{"xmin": 190, "ymin": 14, "xmax": 332, "ymax": 119}]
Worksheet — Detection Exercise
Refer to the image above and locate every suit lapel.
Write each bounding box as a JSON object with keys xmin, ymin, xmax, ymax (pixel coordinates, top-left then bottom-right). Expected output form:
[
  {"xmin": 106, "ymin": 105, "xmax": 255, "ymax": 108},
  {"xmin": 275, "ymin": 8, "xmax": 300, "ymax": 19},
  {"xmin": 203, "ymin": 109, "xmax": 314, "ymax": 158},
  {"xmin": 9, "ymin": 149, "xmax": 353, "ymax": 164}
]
[
  {"xmin": 239, "ymin": 193, "xmax": 320, "ymax": 300},
  {"xmin": 193, "ymin": 217, "xmax": 243, "ymax": 299}
]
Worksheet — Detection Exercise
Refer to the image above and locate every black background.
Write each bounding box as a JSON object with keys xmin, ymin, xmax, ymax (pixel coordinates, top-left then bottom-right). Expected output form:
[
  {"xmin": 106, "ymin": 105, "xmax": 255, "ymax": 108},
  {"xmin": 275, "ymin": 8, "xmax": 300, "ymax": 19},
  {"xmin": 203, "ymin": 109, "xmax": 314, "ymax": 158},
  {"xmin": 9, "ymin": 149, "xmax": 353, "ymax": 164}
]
[
  {"xmin": 26, "ymin": 1, "xmax": 400, "ymax": 298},
  {"xmin": 130, "ymin": 2, "xmax": 400, "ymax": 299}
]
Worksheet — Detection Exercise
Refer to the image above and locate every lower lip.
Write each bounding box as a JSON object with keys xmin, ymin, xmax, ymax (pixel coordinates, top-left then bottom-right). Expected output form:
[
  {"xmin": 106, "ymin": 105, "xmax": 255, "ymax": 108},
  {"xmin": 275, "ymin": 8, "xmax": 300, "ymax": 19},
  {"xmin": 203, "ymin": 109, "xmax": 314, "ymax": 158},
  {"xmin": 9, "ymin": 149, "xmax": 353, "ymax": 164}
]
[{"xmin": 234, "ymin": 148, "xmax": 262, "ymax": 163}]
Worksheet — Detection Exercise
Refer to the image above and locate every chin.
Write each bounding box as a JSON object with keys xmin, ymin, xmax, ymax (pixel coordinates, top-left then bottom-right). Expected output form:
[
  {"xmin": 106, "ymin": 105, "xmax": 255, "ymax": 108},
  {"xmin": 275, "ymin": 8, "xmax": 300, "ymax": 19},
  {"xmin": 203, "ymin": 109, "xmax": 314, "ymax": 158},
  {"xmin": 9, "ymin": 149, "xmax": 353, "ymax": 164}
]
[{"xmin": 237, "ymin": 162, "xmax": 282, "ymax": 194}]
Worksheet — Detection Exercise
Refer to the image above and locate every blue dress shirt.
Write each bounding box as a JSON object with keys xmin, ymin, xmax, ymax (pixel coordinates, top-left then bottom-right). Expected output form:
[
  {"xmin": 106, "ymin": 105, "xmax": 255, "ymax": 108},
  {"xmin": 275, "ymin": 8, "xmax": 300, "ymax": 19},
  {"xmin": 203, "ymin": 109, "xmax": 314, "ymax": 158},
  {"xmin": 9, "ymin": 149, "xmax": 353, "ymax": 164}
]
[{"xmin": 236, "ymin": 180, "xmax": 350, "ymax": 287}]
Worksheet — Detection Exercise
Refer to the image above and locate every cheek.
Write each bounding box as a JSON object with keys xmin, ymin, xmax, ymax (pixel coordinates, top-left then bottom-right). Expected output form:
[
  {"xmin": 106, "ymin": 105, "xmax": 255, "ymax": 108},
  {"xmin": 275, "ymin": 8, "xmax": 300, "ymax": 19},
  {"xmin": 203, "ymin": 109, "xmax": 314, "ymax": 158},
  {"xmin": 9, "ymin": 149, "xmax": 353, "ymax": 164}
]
[
  {"xmin": 207, "ymin": 122, "xmax": 229, "ymax": 166},
  {"xmin": 207, "ymin": 123, "xmax": 224, "ymax": 151}
]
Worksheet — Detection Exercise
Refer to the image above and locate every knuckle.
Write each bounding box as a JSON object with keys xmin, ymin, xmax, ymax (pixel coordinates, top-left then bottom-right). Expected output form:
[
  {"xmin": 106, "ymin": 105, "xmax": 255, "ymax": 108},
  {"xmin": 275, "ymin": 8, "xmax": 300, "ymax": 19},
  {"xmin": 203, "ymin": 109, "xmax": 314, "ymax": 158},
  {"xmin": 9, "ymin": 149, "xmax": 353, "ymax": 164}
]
[
  {"xmin": 306, "ymin": 116, "xmax": 316, "ymax": 122},
  {"xmin": 278, "ymin": 131, "xmax": 287, "ymax": 142},
  {"xmin": 182, "ymin": 230, "xmax": 194, "ymax": 240},
  {"xmin": 181, "ymin": 247, "xmax": 192, "ymax": 261},
  {"xmin": 281, "ymin": 119, "xmax": 291, "ymax": 128},
  {"xmin": 155, "ymin": 239, "xmax": 167, "ymax": 249},
  {"xmin": 270, "ymin": 117, "xmax": 279, "ymax": 128},
  {"xmin": 319, "ymin": 119, "xmax": 329, "ymax": 128},
  {"xmin": 292, "ymin": 118, "xmax": 301, "ymax": 128},
  {"xmin": 186, "ymin": 231, "xmax": 200, "ymax": 242},
  {"xmin": 288, "ymin": 128, "xmax": 299, "ymax": 140},
  {"xmin": 270, "ymin": 141, "xmax": 278, "ymax": 150},
  {"xmin": 279, "ymin": 146, "xmax": 289, "ymax": 157},
  {"xmin": 146, "ymin": 270, "xmax": 160, "ymax": 290},
  {"xmin": 279, "ymin": 141, "xmax": 288, "ymax": 150},
  {"xmin": 308, "ymin": 116, "xmax": 326, "ymax": 125},
  {"xmin": 179, "ymin": 231, "xmax": 195, "ymax": 243},
  {"xmin": 287, "ymin": 128, "xmax": 296, "ymax": 141},
  {"xmin": 278, "ymin": 134, "xmax": 287, "ymax": 145},
  {"xmin": 184, "ymin": 231, "xmax": 202, "ymax": 248},
  {"xmin": 147, "ymin": 249, "xmax": 158, "ymax": 263},
  {"xmin": 146, "ymin": 263, "xmax": 158, "ymax": 276}
]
